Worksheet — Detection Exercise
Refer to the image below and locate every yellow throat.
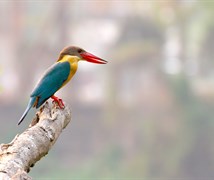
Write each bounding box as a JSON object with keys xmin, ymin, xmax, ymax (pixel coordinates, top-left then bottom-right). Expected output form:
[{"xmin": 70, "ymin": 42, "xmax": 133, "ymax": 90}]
[{"xmin": 58, "ymin": 55, "xmax": 79, "ymax": 87}]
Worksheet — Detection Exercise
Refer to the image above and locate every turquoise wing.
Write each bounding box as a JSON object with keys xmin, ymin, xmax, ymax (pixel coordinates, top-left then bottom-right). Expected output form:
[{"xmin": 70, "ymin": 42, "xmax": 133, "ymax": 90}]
[{"xmin": 31, "ymin": 61, "xmax": 70, "ymax": 108}]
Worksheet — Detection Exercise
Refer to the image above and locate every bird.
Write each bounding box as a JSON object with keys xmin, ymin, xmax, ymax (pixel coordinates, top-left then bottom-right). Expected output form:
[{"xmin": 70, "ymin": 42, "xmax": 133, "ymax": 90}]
[{"xmin": 18, "ymin": 46, "xmax": 108, "ymax": 125}]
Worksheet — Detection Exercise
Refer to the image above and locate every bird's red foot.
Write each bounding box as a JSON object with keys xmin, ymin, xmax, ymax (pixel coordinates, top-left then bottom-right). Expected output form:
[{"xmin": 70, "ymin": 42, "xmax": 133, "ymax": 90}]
[{"xmin": 51, "ymin": 95, "xmax": 65, "ymax": 109}]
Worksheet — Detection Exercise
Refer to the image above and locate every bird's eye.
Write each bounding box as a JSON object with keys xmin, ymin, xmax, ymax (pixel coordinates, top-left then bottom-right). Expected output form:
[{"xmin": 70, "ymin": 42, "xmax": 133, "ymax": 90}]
[{"xmin": 78, "ymin": 49, "xmax": 82, "ymax": 53}]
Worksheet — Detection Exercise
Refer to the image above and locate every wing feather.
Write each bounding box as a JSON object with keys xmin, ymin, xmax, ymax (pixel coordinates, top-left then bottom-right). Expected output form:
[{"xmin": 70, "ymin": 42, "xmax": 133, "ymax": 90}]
[{"xmin": 31, "ymin": 61, "xmax": 70, "ymax": 108}]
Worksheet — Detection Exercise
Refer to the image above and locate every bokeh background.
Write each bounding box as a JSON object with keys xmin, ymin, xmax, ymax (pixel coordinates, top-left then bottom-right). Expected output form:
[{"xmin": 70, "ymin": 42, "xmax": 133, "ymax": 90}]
[{"xmin": 1, "ymin": 0, "xmax": 214, "ymax": 179}]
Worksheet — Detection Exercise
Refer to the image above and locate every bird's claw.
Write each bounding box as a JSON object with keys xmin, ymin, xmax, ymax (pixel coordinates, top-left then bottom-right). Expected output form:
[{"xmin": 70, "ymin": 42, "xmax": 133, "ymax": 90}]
[
  {"xmin": 58, "ymin": 98, "xmax": 65, "ymax": 109},
  {"xmin": 51, "ymin": 95, "xmax": 65, "ymax": 109}
]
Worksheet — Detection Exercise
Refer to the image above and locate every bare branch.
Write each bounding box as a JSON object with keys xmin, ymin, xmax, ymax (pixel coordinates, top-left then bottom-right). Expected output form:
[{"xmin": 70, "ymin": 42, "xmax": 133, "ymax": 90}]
[{"xmin": 0, "ymin": 102, "xmax": 71, "ymax": 179}]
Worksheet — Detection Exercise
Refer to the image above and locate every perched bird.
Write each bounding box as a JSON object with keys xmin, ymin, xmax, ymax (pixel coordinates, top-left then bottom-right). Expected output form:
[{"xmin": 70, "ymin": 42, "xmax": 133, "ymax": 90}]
[{"xmin": 18, "ymin": 46, "xmax": 107, "ymax": 125}]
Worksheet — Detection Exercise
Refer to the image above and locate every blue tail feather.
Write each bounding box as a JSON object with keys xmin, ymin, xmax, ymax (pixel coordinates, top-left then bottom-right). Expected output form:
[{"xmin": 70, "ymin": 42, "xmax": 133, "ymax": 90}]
[{"xmin": 18, "ymin": 97, "xmax": 36, "ymax": 125}]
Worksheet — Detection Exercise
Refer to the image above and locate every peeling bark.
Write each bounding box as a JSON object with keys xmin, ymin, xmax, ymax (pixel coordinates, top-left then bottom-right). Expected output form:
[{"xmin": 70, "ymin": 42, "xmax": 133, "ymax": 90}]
[{"xmin": 0, "ymin": 102, "xmax": 71, "ymax": 180}]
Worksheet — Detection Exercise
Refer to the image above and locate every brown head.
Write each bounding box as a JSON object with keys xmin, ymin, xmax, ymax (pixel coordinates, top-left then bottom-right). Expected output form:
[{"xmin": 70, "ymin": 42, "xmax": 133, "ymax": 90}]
[{"xmin": 57, "ymin": 46, "xmax": 108, "ymax": 64}]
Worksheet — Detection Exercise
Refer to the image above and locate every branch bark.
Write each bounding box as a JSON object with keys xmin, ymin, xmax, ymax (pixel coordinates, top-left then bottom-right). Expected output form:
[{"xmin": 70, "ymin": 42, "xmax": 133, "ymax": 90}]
[{"xmin": 0, "ymin": 102, "xmax": 71, "ymax": 180}]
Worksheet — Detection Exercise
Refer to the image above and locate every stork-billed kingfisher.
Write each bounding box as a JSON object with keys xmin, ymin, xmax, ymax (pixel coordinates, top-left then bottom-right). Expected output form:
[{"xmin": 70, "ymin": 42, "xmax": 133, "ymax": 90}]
[{"xmin": 18, "ymin": 46, "xmax": 107, "ymax": 125}]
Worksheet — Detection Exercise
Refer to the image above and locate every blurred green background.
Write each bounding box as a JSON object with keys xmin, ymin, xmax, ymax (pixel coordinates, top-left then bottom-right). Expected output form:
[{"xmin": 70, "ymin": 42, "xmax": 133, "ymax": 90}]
[{"xmin": 1, "ymin": 0, "xmax": 214, "ymax": 179}]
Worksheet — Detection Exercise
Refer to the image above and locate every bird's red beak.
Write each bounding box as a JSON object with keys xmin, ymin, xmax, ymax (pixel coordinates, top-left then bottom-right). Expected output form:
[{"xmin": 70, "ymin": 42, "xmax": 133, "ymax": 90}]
[{"xmin": 80, "ymin": 52, "xmax": 108, "ymax": 64}]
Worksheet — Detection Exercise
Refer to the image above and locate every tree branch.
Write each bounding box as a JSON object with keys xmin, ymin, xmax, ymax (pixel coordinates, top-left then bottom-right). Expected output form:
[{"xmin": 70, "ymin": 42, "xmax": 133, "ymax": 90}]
[{"xmin": 0, "ymin": 102, "xmax": 71, "ymax": 180}]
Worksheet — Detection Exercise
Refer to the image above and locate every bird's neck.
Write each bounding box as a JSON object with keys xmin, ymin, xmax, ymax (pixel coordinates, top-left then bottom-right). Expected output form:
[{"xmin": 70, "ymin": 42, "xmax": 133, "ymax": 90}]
[
  {"xmin": 58, "ymin": 55, "xmax": 80, "ymax": 64},
  {"xmin": 58, "ymin": 55, "xmax": 79, "ymax": 72},
  {"xmin": 57, "ymin": 55, "xmax": 79, "ymax": 88}
]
